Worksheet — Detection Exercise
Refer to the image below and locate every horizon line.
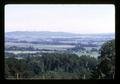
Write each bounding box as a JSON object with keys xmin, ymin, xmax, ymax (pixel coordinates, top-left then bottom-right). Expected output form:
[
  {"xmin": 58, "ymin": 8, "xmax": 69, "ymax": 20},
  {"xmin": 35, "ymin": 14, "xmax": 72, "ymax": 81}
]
[{"xmin": 5, "ymin": 31, "xmax": 115, "ymax": 34}]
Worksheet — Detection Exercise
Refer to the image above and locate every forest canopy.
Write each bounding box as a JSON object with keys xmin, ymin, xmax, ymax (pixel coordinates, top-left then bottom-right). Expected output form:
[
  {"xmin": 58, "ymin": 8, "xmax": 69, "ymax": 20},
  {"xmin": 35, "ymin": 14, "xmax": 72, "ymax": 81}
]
[{"xmin": 5, "ymin": 39, "xmax": 115, "ymax": 79}]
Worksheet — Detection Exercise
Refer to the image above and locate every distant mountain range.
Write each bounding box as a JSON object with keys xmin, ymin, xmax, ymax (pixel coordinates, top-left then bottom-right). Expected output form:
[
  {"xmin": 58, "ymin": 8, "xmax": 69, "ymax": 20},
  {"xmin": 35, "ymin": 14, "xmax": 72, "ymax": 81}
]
[
  {"xmin": 5, "ymin": 31, "xmax": 115, "ymax": 41},
  {"xmin": 5, "ymin": 31, "xmax": 115, "ymax": 36},
  {"xmin": 5, "ymin": 31, "xmax": 79, "ymax": 37}
]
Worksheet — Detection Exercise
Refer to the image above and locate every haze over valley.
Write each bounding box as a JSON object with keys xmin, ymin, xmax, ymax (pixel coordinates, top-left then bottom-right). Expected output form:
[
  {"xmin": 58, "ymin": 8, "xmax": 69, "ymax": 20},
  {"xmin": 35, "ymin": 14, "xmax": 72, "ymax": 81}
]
[{"xmin": 5, "ymin": 31, "xmax": 115, "ymax": 58}]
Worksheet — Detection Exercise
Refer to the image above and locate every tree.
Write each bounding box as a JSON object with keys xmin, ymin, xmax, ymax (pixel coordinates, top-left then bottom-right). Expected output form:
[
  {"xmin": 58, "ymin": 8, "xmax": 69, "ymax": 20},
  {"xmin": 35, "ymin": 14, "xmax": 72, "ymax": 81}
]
[
  {"xmin": 5, "ymin": 52, "xmax": 98, "ymax": 79},
  {"xmin": 96, "ymin": 39, "xmax": 115, "ymax": 79}
]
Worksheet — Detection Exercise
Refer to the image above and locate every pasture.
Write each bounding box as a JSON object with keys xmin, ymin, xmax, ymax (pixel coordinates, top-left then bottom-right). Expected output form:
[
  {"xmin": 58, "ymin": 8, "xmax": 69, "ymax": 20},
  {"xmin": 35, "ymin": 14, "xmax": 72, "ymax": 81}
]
[{"xmin": 5, "ymin": 42, "xmax": 75, "ymax": 50}]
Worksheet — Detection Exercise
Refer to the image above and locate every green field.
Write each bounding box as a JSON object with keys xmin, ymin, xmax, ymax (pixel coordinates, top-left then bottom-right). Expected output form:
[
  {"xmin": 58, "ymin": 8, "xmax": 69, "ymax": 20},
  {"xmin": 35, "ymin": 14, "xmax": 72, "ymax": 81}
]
[
  {"xmin": 74, "ymin": 51, "xmax": 99, "ymax": 58},
  {"xmin": 5, "ymin": 42, "xmax": 75, "ymax": 50},
  {"xmin": 5, "ymin": 51, "xmax": 40, "ymax": 54}
]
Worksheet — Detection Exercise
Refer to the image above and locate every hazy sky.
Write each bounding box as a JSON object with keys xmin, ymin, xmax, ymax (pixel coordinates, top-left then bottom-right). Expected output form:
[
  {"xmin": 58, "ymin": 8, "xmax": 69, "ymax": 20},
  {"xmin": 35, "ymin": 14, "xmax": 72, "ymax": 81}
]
[{"xmin": 5, "ymin": 4, "xmax": 115, "ymax": 34}]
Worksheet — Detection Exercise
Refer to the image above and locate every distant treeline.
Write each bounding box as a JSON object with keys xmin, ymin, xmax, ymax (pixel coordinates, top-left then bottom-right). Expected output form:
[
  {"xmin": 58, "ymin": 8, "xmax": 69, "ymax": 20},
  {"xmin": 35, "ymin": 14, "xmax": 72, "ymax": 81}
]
[
  {"xmin": 5, "ymin": 44, "xmax": 98, "ymax": 52},
  {"xmin": 6, "ymin": 40, "xmax": 99, "ymax": 46}
]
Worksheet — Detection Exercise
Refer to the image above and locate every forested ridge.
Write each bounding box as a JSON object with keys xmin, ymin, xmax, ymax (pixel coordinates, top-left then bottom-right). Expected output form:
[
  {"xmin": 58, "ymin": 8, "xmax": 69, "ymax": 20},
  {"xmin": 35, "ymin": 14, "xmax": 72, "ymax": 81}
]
[{"xmin": 5, "ymin": 39, "xmax": 115, "ymax": 79}]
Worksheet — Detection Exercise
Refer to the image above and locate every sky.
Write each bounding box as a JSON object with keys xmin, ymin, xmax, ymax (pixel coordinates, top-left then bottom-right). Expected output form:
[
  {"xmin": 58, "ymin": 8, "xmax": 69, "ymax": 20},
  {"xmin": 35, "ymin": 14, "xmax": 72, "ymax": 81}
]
[{"xmin": 5, "ymin": 4, "xmax": 115, "ymax": 34}]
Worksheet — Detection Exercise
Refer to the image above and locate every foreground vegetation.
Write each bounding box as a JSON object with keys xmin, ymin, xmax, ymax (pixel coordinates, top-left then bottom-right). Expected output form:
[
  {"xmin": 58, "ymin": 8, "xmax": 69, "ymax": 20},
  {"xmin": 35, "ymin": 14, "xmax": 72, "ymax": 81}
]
[{"xmin": 5, "ymin": 40, "xmax": 115, "ymax": 79}]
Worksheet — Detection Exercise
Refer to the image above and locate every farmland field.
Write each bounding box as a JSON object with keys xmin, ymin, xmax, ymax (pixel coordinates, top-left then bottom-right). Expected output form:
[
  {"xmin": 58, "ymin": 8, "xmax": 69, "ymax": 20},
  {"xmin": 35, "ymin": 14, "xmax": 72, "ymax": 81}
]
[
  {"xmin": 5, "ymin": 42, "xmax": 75, "ymax": 50},
  {"xmin": 5, "ymin": 32, "xmax": 114, "ymax": 58},
  {"xmin": 74, "ymin": 51, "xmax": 100, "ymax": 57}
]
